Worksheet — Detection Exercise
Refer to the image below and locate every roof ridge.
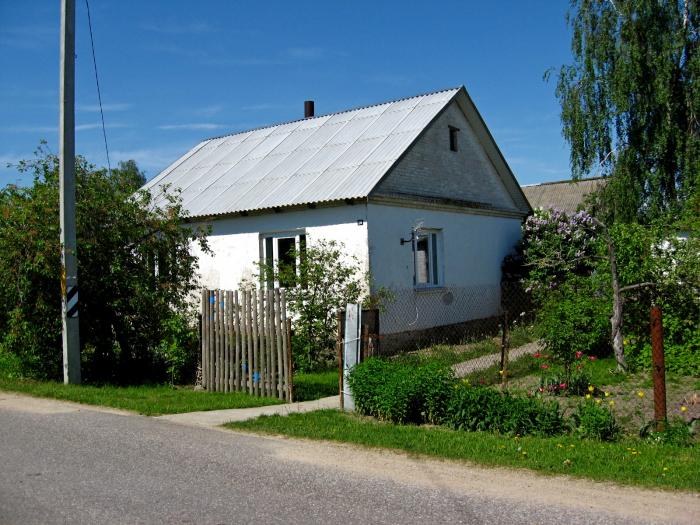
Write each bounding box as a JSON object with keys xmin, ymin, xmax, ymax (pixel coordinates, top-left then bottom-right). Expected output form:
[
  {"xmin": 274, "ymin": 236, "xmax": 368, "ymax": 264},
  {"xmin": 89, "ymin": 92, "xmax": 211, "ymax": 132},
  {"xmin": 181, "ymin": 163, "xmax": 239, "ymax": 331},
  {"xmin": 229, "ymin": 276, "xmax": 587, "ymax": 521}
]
[
  {"xmin": 201, "ymin": 86, "xmax": 462, "ymax": 143},
  {"xmin": 521, "ymin": 176, "xmax": 605, "ymax": 188}
]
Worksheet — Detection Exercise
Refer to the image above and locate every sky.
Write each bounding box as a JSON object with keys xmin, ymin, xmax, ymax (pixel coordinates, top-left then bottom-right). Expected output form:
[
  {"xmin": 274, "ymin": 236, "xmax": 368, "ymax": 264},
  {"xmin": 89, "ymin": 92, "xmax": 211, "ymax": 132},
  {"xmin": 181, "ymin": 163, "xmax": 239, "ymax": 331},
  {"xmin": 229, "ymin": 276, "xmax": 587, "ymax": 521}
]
[{"xmin": 0, "ymin": 1, "xmax": 574, "ymax": 188}]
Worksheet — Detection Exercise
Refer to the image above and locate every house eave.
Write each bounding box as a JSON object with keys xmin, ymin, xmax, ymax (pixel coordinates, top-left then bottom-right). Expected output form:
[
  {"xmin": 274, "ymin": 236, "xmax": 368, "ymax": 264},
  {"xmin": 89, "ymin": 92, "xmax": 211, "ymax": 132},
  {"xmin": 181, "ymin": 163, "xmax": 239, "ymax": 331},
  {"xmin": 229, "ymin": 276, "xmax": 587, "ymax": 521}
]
[
  {"xmin": 182, "ymin": 197, "xmax": 366, "ymax": 224},
  {"xmin": 368, "ymin": 193, "xmax": 527, "ymax": 219}
]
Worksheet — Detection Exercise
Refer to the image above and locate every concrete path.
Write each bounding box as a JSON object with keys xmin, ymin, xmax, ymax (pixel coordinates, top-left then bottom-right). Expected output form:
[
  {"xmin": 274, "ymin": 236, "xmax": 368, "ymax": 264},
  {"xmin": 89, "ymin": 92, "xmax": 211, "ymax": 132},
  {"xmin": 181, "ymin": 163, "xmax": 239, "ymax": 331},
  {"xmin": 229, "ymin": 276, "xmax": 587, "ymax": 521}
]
[
  {"xmin": 157, "ymin": 394, "xmax": 340, "ymax": 427},
  {"xmin": 451, "ymin": 341, "xmax": 542, "ymax": 378},
  {"xmin": 2, "ymin": 392, "xmax": 698, "ymax": 525}
]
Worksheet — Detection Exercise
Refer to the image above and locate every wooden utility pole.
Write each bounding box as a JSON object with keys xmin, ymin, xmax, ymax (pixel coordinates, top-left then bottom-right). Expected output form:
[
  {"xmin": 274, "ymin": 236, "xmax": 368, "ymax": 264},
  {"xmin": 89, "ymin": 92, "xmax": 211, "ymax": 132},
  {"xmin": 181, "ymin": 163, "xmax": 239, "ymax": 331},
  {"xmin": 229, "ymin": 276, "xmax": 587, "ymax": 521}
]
[{"xmin": 60, "ymin": 0, "xmax": 81, "ymax": 384}]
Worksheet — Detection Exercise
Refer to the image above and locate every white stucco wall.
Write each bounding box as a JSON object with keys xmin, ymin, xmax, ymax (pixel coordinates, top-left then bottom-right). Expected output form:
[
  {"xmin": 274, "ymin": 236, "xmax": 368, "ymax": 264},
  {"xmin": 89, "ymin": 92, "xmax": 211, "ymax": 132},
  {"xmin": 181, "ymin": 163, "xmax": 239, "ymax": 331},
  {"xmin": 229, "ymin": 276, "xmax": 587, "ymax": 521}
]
[
  {"xmin": 366, "ymin": 202, "xmax": 522, "ymax": 334},
  {"xmin": 190, "ymin": 203, "xmax": 369, "ymax": 291}
]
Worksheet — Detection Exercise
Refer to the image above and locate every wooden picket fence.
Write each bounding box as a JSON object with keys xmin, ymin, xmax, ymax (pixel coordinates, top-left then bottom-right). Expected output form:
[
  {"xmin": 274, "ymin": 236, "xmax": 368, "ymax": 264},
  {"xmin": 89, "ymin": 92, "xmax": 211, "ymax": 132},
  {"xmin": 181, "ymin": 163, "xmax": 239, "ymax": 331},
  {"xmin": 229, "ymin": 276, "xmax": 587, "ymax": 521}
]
[{"xmin": 201, "ymin": 288, "xmax": 293, "ymax": 401}]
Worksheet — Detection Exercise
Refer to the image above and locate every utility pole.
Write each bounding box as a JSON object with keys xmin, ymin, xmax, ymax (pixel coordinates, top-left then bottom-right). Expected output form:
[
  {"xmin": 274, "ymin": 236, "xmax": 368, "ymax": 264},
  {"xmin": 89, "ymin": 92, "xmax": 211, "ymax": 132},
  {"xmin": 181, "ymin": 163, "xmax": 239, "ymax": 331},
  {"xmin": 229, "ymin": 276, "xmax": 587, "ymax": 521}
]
[{"xmin": 60, "ymin": 0, "xmax": 81, "ymax": 384}]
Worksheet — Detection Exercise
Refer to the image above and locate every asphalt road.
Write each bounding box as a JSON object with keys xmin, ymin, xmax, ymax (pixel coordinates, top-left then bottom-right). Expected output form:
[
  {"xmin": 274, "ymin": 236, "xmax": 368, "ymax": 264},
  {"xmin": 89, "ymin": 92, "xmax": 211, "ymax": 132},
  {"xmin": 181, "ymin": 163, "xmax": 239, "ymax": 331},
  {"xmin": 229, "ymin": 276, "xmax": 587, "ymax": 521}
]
[{"xmin": 1, "ymin": 393, "xmax": 697, "ymax": 525}]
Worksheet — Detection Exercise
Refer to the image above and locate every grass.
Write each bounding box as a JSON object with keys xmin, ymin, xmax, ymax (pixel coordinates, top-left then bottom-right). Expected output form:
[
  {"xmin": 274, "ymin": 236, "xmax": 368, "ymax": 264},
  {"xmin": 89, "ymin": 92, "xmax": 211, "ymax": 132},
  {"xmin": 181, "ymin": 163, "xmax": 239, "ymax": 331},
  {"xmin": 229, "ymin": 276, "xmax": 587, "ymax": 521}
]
[
  {"xmin": 465, "ymin": 353, "xmax": 540, "ymax": 386},
  {"xmin": 226, "ymin": 409, "xmax": 700, "ymax": 491},
  {"xmin": 294, "ymin": 369, "xmax": 338, "ymax": 401},
  {"xmin": 395, "ymin": 325, "xmax": 537, "ymax": 368},
  {"xmin": 0, "ymin": 377, "xmax": 283, "ymax": 416}
]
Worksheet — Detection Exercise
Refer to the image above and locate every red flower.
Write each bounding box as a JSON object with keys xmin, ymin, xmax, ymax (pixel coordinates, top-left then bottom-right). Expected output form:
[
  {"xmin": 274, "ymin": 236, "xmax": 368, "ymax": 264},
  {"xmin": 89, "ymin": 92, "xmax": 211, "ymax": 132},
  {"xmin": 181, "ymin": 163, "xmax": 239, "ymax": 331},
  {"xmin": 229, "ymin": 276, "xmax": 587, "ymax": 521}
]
[
  {"xmin": 588, "ymin": 356, "xmax": 597, "ymax": 361},
  {"xmin": 575, "ymin": 351, "xmax": 584, "ymax": 359},
  {"xmin": 540, "ymin": 364, "xmax": 549, "ymax": 369},
  {"xmin": 560, "ymin": 383, "xmax": 567, "ymax": 389},
  {"xmin": 532, "ymin": 352, "xmax": 541, "ymax": 358}
]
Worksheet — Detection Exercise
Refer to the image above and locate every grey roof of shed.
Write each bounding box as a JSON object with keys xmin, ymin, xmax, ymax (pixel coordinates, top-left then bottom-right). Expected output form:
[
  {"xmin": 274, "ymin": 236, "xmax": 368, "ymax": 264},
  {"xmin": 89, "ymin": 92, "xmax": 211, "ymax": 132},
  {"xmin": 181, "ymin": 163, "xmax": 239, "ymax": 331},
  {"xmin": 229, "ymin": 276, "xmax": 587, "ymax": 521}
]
[
  {"xmin": 522, "ymin": 177, "xmax": 604, "ymax": 213},
  {"xmin": 143, "ymin": 87, "xmax": 529, "ymax": 218}
]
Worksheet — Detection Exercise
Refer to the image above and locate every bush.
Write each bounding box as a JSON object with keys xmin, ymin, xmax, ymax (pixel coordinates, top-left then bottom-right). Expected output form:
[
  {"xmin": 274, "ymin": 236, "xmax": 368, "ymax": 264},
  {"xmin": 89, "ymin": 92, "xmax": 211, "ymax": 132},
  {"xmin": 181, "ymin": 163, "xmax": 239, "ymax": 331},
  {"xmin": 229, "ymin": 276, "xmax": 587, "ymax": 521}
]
[
  {"xmin": 640, "ymin": 418, "xmax": 695, "ymax": 447},
  {"xmin": 347, "ymin": 358, "xmax": 454, "ymax": 425},
  {"xmin": 535, "ymin": 277, "xmax": 611, "ymax": 371},
  {"xmin": 0, "ymin": 348, "xmax": 23, "ymax": 379},
  {"xmin": 570, "ymin": 400, "xmax": 621, "ymax": 441},
  {"xmin": 0, "ymin": 148, "xmax": 208, "ymax": 383},
  {"xmin": 444, "ymin": 386, "xmax": 566, "ymax": 437},
  {"xmin": 256, "ymin": 240, "xmax": 365, "ymax": 373},
  {"xmin": 626, "ymin": 311, "xmax": 700, "ymax": 375}
]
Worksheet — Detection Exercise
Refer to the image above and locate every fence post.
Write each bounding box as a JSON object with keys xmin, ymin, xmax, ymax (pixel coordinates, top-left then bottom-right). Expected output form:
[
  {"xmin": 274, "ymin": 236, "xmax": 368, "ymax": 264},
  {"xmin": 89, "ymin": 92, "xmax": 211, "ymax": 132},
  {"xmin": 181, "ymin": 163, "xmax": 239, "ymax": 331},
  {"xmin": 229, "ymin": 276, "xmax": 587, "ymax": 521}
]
[
  {"xmin": 336, "ymin": 310, "xmax": 344, "ymax": 410},
  {"xmin": 500, "ymin": 309, "xmax": 510, "ymax": 386},
  {"xmin": 201, "ymin": 289, "xmax": 207, "ymax": 390},
  {"xmin": 361, "ymin": 324, "xmax": 369, "ymax": 362},
  {"xmin": 286, "ymin": 317, "xmax": 294, "ymax": 402},
  {"xmin": 650, "ymin": 306, "xmax": 667, "ymax": 431}
]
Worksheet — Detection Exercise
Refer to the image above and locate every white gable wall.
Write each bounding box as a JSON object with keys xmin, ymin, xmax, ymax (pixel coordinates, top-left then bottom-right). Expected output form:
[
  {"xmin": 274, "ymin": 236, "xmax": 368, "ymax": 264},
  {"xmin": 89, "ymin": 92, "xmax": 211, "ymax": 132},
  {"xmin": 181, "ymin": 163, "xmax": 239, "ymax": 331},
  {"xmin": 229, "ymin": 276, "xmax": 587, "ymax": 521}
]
[
  {"xmin": 191, "ymin": 204, "xmax": 369, "ymax": 291},
  {"xmin": 367, "ymin": 202, "xmax": 522, "ymax": 334},
  {"xmin": 374, "ymin": 100, "xmax": 519, "ymax": 211}
]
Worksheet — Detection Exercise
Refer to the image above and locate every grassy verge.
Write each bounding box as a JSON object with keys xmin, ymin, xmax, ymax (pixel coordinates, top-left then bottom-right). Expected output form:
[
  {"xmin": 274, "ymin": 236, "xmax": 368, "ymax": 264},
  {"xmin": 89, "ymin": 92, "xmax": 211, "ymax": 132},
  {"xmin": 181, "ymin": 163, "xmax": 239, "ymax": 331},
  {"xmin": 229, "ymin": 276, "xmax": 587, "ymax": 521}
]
[
  {"xmin": 0, "ymin": 377, "xmax": 283, "ymax": 416},
  {"xmin": 294, "ymin": 370, "xmax": 338, "ymax": 401},
  {"xmin": 226, "ymin": 409, "xmax": 700, "ymax": 491}
]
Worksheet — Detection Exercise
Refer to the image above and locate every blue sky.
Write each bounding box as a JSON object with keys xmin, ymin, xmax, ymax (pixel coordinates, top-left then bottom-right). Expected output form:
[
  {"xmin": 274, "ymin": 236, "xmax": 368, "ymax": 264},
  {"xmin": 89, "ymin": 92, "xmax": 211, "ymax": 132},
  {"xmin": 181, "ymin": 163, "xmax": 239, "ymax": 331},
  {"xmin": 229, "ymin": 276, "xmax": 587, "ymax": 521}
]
[{"xmin": 0, "ymin": 1, "xmax": 573, "ymax": 187}]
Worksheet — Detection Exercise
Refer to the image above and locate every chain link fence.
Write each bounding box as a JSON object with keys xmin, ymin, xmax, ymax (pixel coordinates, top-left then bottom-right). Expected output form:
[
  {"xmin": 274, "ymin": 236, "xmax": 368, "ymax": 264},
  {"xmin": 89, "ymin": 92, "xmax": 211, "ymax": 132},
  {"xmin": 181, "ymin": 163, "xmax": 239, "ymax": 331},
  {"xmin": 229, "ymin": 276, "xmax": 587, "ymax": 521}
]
[{"xmin": 376, "ymin": 283, "xmax": 538, "ymax": 379}]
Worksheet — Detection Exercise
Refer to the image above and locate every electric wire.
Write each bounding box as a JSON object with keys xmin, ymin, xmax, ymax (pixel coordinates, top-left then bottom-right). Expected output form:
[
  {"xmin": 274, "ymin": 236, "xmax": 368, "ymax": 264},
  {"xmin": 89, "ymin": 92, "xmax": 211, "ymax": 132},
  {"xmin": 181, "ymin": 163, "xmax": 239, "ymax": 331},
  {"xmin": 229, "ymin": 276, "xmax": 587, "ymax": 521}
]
[{"xmin": 85, "ymin": 0, "xmax": 111, "ymax": 173}]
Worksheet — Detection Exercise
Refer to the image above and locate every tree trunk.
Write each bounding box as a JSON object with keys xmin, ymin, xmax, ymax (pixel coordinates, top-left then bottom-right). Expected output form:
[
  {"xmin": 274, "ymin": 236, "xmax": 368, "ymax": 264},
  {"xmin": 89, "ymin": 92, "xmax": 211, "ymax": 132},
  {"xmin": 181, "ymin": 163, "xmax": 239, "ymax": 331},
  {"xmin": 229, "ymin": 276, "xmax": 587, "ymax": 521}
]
[{"xmin": 604, "ymin": 230, "xmax": 627, "ymax": 372}]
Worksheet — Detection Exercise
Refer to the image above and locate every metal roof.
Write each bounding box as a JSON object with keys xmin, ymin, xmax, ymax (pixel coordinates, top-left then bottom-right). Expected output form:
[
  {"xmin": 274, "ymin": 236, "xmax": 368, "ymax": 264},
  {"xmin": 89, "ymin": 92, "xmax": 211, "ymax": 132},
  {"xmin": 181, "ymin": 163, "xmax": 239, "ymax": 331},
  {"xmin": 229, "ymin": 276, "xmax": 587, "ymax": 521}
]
[
  {"xmin": 143, "ymin": 88, "xmax": 461, "ymax": 217},
  {"xmin": 521, "ymin": 177, "xmax": 605, "ymax": 213}
]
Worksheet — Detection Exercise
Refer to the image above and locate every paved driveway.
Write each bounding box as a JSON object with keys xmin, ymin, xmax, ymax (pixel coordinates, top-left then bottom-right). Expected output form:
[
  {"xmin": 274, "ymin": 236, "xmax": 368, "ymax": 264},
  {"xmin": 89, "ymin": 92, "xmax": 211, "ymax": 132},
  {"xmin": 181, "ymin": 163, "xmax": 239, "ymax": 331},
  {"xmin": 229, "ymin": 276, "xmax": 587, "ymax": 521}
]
[{"xmin": 1, "ymin": 392, "xmax": 697, "ymax": 525}]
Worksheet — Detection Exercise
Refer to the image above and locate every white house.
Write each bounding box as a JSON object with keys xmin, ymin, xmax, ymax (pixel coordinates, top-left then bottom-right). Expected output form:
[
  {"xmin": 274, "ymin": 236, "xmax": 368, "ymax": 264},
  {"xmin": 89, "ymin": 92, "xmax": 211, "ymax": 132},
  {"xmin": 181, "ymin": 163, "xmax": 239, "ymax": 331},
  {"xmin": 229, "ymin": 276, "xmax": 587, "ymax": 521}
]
[{"xmin": 142, "ymin": 87, "xmax": 531, "ymax": 352}]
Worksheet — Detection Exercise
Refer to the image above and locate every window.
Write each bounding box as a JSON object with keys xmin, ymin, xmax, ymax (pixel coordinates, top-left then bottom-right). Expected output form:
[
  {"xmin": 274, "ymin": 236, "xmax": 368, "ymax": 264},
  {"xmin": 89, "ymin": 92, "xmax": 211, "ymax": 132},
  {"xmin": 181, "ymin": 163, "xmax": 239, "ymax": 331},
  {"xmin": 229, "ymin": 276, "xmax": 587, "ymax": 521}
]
[
  {"xmin": 261, "ymin": 232, "xmax": 307, "ymax": 288},
  {"xmin": 414, "ymin": 230, "xmax": 442, "ymax": 287},
  {"xmin": 448, "ymin": 125, "xmax": 460, "ymax": 152}
]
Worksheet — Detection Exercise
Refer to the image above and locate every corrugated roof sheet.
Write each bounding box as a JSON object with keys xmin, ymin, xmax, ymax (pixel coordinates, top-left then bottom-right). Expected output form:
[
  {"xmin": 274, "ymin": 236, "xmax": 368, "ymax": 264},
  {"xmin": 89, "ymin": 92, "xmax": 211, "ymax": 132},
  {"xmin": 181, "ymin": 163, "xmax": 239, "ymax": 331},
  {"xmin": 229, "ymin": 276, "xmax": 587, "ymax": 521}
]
[
  {"xmin": 521, "ymin": 178, "xmax": 604, "ymax": 213},
  {"xmin": 143, "ymin": 88, "xmax": 460, "ymax": 217}
]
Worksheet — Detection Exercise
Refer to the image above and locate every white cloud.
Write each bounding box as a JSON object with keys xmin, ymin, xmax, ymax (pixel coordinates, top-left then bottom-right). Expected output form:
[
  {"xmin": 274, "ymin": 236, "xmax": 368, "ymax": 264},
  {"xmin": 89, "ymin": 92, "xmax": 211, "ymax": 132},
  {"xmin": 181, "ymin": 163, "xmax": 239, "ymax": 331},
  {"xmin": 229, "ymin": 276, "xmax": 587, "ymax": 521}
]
[
  {"xmin": 0, "ymin": 125, "xmax": 55, "ymax": 133},
  {"xmin": 141, "ymin": 21, "xmax": 217, "ymax": 34},
  {"xmin": 75, "ymin": 122, "xmax": 129, "ymax": 131},
  {"xmin": 193, "ymin": 105, "xmax": 224, "ymax": 117},
  {"xmin": 157, "ymin": 123, "xmax": 226, "ymax": 131},
  {"xmin": 284, "ymin": 47, "xmax": 325, "ymax": 60},
  {"xmin": 78, "ymin": 103, "xmax": 132, "ymax": 113},
  {"xmin": 110, "ymin": 145, "xmax": 194, "ymax": 178}
]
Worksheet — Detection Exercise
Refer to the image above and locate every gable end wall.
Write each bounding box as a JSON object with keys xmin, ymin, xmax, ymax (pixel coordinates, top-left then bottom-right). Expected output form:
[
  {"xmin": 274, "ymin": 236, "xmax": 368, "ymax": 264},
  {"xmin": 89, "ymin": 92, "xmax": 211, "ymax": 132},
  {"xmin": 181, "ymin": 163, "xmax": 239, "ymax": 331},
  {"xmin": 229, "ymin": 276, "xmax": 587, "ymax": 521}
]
[{"xmin": 373, "ymin": 101, "xmax": 517, "ymax": 211}]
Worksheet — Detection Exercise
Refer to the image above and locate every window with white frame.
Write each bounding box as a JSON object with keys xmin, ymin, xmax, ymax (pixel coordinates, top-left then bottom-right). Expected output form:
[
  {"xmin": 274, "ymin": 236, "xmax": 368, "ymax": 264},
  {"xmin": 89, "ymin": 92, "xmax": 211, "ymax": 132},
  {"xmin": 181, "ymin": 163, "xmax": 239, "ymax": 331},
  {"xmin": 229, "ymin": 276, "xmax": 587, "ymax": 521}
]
[
  {"xmin": 414, "ymin": 230, "xmax": 442, "ymax": 287},
  {"xmin": 260, "ymin": 231, "xmax": 306, "ymax": 288}
]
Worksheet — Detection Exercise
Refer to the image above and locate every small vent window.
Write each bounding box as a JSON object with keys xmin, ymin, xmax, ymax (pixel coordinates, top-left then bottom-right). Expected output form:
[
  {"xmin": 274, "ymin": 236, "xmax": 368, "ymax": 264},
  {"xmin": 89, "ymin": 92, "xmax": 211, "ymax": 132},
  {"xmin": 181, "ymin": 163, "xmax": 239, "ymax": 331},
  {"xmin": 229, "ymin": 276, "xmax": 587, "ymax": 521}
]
[{"xmin": 448, "ymin": 126, "xmax": 460, "ymax": 152}]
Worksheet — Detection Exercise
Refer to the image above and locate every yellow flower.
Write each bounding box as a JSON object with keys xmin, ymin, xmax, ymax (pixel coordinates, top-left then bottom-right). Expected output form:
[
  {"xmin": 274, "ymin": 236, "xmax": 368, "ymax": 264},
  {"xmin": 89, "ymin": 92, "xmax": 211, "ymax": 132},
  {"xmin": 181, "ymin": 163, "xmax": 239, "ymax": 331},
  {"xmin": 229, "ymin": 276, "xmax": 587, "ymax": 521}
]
[
  {"xmin": 557, "ymin": 443, "xmax": 564, "ymax": 448},
  {"xmin": 595, "ymin": 399, "xmax": 602, "ymax": 405},
  {"xmin": 588, "ymin": 385, "xmax": 595, "ymax": 392},
  {"xmin": 498, "ymin": 369, "xmax": 504, "ymax": 375},
  {"xmin": 637, "ymin": 391, "xmax": 645, "ymax": 398},
  {"xmin": 680, "ymin": 405, "xmax": 688, "ymax": 412},
  {"xmin": 604, "ymin": 391, "xmax": 610, "ymax": 397},
  {"xmin": 569, "ymin": 444, "xmax": 575, "ymax": 448},
  {"xmin": 585, "ymin": 394, "xmax": 591, "ymax": 399},
  {"xmin": 663, "ymin": 467, "xmax": 668, "ymax": 471},
  {"xmin": 609, "ymin": 400, "xmax": 615, "ymax": 407}
]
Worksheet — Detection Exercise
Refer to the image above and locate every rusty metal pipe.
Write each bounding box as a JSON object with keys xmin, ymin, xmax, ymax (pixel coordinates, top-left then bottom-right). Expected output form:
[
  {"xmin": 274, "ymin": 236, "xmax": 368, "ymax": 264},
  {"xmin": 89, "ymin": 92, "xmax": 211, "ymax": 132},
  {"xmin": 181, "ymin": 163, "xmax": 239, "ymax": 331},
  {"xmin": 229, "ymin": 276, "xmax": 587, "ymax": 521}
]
[{"xmin": 650, "ymin": 306, "xmax": 667, "ymax": 431}]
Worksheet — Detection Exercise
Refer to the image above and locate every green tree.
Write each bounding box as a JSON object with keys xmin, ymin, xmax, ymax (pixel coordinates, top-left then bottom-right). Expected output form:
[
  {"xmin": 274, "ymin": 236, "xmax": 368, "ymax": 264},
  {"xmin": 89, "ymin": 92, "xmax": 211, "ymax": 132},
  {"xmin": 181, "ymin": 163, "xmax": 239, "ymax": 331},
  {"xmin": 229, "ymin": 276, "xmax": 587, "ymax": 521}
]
[
  {"xmin": 0, "ymin": 145, "xmax": 209, "ymax": 383},
  {"xmin": 554, "ymin": 0, "xmax": 700, "ymax": 223},
  {"xmin": 256, "ymin": 239, "xmax": 365, "ymax": 372}
]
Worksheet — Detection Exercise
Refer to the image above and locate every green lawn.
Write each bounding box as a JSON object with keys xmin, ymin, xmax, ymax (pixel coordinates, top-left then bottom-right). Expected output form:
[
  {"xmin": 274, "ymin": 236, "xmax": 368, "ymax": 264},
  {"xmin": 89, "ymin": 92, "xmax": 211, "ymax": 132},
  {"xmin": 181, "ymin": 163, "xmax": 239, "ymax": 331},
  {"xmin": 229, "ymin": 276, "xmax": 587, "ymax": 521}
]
[
  {"xmin": 226, "ymin": 409, "xmax": 700, "ymax": 491},
  {"xmin": 293, "ymin": 370, "xmax": 338, "ymax": 401},
  {"xmin": 0, "ymin": 377, "xmax": 283, "ymax": 416}
]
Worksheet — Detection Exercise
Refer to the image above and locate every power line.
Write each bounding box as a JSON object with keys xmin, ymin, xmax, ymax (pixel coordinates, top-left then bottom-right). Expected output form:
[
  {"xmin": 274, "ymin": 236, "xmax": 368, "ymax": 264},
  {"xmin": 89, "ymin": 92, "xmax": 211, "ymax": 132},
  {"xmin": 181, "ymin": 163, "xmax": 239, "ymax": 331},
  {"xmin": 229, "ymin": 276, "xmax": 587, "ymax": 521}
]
[{"xmin": 84, "ymin": 0, "xmax": 111, "ymax": 173}]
